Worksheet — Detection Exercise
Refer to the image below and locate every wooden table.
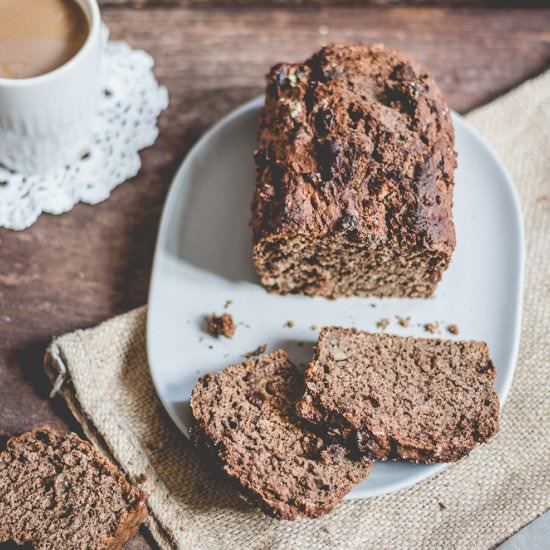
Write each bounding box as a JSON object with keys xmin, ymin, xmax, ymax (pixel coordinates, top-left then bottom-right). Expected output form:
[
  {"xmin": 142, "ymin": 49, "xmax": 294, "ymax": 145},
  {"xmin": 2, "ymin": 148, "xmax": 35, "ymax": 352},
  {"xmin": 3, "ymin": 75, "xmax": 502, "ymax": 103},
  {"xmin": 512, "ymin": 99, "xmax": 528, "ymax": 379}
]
[{"xmin": 1, "ymin": 4, "xmax": 549, "ymax": 548}]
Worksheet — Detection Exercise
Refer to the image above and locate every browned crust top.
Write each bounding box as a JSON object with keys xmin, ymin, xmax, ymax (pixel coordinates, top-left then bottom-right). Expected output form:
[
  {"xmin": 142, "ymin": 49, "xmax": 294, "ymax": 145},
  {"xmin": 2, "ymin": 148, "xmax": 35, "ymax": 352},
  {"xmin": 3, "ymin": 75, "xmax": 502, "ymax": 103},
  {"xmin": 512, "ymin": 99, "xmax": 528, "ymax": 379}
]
[{"xmin": 252, "ymin": 44, "xmax": 456, "ymax": 254}]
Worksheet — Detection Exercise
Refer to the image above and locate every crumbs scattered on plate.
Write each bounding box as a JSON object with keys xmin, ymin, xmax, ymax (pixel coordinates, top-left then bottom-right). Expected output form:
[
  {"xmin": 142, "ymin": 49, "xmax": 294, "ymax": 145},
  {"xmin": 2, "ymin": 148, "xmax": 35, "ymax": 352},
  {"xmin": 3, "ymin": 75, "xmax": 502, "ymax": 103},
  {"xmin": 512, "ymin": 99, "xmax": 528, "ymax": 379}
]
[
  {"xmin": 423, "ymin": 322, "xmax": 440, "ymax": 334},
  {"xmin": 447, "ymin": 324, "xmax": 460, "ymax": 335},
  {"xmin": 396, "ymin": 316, "xmax": 410, "ymax": 328},
  {"xmin": 244, "ymin": 344, "xmax": 267, "ymax": 358}
]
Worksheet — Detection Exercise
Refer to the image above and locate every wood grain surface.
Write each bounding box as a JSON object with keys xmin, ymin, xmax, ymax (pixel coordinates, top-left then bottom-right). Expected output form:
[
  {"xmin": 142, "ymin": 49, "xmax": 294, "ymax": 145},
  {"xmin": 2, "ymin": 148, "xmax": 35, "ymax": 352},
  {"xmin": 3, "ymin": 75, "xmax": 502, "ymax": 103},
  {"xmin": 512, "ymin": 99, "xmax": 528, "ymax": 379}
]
[
  {"xmin": 0, "ymin": 5, "xmax": 549, "ymax": 549},
  {"xmin": 100, "ymin": 1, "xmax": 550, "ymax": 7}
]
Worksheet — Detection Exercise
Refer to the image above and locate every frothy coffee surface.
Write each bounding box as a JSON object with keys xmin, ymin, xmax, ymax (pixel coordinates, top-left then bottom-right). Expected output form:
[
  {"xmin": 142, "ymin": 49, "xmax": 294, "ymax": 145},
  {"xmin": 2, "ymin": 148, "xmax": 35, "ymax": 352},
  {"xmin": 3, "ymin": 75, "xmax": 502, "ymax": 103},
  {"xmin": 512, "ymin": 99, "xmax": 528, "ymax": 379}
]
[{"xmin": 0, "ymin": 0, "xmax": 89, "ymax": 79}]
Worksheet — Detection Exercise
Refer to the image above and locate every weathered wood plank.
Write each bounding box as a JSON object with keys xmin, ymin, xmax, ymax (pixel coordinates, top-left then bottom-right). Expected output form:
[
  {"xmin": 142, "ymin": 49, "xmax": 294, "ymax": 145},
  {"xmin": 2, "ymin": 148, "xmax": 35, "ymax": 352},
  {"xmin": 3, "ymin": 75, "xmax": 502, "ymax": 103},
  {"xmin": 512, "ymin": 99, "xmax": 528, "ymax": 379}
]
[
  {"xmin": 100, "ymin": 1, "xmax": 550, "ymax": 8},
  {"xmin": 104, "ymin": 7, "xmax": 550, "ymax": 115}
]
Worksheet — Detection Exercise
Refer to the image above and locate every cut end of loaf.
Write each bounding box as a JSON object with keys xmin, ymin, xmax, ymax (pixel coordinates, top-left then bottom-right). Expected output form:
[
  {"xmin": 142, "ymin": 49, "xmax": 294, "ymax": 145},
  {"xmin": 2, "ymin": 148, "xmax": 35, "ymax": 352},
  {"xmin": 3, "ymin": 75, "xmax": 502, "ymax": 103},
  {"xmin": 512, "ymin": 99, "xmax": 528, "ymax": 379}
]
[{"xmin": 253, "ymin": 234, "xmax": 451, "ymax": 299}]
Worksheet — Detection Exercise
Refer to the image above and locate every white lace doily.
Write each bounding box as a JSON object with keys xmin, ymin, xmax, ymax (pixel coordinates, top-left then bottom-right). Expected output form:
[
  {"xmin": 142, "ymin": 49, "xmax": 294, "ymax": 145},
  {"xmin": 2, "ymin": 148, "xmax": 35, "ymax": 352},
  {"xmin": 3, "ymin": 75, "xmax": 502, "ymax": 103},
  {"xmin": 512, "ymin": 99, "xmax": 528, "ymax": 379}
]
[{"xmin": 0, "ymin": 37, "xmax": 169, "ymax": 230}]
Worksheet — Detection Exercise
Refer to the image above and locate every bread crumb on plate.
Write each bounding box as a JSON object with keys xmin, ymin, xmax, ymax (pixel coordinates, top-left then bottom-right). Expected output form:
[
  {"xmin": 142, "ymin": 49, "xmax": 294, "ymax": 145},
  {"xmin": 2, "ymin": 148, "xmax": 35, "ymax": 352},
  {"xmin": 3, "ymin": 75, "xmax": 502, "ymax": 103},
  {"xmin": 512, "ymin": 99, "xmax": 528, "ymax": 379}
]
[{"xmin": 206, "ymin": 313, "xmax": 236, "ymax": 339}]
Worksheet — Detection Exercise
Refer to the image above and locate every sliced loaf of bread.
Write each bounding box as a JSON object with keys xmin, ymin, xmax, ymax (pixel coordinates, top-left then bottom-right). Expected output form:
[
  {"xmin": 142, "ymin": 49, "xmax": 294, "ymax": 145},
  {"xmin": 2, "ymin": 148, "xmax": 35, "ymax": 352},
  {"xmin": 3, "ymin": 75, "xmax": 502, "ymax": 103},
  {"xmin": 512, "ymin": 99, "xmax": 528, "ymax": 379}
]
[
  {"xmin": 190, "ymin": 350, "xmax": 372, "ymax": 519},
  {"xmin": 297, "ymin": 328, "xmax": 499, "ymax": 463},
  {"xmin": 0, "ymin": 427, "xmax": 147, "ymax": 549}
]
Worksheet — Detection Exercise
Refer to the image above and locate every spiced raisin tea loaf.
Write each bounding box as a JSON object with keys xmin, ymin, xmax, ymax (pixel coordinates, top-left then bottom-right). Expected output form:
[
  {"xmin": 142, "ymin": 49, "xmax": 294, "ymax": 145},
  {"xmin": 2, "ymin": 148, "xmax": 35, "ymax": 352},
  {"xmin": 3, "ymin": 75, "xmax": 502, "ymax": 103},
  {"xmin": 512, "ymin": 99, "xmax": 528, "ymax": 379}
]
[
  {"xmin": 190, "ymin": 350, "xmax": 372, "ymax": 520},
  {"xmin": 0, "ymin": 427, "xmax": 147, "ymax": 549},
  {"xmin": 252, "ymin": 44, "xmax": 457, "ymax": 298},
  {"xmin": 297, "ymin": 328, "xmax": 499, "ymax": 463}
]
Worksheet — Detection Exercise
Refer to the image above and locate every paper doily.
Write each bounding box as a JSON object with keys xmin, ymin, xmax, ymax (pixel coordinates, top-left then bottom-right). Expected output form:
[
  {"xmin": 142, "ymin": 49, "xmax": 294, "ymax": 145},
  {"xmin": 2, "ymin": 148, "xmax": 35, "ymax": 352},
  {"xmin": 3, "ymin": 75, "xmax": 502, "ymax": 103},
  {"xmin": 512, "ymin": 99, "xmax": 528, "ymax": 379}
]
[{"xmin": 0, "ymin": 37, "xmax": 169, "ymax": 230}]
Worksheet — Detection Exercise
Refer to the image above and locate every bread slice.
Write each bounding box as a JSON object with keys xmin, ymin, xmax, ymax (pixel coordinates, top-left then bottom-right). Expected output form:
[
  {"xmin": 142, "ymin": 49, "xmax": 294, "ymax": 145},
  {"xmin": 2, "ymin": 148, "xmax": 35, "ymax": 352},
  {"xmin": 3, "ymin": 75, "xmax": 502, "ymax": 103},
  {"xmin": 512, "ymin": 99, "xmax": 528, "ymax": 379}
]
[
  {"xmin": 297, "ymin": 328, "xmax": 499, "ymax": 463},
  {"xmin": 190, "ymin": 350, "xmax": 372, "ymax": 520},
  {"xmin": 0, "ymin": 427, "xmax": 147, "ymax": 549}
]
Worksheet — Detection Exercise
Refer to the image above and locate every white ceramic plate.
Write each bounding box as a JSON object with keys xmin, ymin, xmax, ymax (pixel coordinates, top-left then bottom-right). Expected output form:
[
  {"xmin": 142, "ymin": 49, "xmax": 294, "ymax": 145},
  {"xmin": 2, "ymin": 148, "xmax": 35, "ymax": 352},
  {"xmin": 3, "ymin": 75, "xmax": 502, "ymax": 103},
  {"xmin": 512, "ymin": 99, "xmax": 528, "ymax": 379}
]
[{"xmin": 147, "ymin": 96, "xmax": 524, "ymax": 498}]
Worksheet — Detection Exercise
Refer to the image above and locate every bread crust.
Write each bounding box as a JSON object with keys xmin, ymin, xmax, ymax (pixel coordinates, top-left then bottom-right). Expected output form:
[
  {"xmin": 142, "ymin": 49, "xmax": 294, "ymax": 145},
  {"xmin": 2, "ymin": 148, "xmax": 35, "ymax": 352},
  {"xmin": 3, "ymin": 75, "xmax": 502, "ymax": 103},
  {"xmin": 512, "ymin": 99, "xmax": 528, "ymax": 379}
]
[
  {"xmin": 101, "ymin": 492, "xmax": 148, "ymax": 550},
  {"xmin": 252, "ymin": 44, "xmax": 456, "ymax": 298}
]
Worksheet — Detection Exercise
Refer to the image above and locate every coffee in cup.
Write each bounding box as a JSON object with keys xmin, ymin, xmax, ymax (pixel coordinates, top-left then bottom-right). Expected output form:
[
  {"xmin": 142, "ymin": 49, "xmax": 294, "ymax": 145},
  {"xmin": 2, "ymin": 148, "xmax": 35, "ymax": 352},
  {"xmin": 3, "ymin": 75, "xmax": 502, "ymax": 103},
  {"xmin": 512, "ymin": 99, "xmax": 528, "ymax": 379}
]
[{"xmin": 0, "ymin": 0, "xmax": 89, "ymax": 79}]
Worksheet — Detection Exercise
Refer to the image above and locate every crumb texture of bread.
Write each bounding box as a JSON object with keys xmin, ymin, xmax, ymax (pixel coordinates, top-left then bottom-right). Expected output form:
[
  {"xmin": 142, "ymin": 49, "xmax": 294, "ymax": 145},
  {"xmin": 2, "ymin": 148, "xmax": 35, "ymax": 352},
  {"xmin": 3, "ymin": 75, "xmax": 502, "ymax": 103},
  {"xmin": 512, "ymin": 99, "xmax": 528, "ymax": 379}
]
[
  {"xmin": 297, "ymin": 328, "xmax": 499, "ymax": 463},
  {"xmin": 0, "ymin": 427, "xmax": 147, "ymax": 549},
  {"xmin": 252, "ymin": 44, "xmax": 456, "ymax": 298},
  {"xmin": 190, "ymin": 350, "xmax": 372, "ymax": 520}
]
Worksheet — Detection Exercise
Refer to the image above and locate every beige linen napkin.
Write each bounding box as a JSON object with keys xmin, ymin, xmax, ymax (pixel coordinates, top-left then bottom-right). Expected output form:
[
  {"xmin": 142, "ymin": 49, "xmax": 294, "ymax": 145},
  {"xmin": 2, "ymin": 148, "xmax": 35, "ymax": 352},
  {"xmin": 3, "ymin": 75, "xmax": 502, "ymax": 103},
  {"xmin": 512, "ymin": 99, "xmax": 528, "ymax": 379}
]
[{"xmin": 45, "ymin": 71, "xmax": 550, "ymax": 550}]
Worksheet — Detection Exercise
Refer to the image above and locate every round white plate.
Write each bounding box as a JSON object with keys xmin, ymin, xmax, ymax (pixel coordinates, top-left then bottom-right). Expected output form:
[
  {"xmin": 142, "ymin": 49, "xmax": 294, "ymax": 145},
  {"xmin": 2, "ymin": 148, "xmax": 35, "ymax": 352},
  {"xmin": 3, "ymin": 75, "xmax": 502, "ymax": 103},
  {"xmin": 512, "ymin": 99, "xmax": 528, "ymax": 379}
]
[{"xmin": 147, "ymin": 96, "xmax": 524, "ymax": 498}]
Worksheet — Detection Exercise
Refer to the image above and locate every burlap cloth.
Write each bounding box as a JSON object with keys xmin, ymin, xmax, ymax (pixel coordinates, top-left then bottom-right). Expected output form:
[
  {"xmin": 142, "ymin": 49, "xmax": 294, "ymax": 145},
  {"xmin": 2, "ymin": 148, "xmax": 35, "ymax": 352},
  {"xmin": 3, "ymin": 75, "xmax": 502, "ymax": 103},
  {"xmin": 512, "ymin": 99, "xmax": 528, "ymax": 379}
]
[{"xmin": 44, "ymin": 71, "xmax": 550, "ymax": 550}]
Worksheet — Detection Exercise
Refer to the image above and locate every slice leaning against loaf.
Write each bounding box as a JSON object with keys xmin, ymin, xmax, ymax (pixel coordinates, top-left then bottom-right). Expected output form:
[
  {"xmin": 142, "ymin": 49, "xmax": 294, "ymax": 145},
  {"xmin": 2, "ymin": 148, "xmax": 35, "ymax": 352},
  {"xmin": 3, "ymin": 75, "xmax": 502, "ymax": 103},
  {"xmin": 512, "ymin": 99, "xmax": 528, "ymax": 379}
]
[
  {"xmin": 190, "ymin": 350, "xmax": 372, "ymax": 520},
  {"xmin": 297, "ymin": 328, "xmax": 499, "ymax": 463},
  {"xmin": 0, "ymin": 426, "xmax": 147, "ymax": 549}
]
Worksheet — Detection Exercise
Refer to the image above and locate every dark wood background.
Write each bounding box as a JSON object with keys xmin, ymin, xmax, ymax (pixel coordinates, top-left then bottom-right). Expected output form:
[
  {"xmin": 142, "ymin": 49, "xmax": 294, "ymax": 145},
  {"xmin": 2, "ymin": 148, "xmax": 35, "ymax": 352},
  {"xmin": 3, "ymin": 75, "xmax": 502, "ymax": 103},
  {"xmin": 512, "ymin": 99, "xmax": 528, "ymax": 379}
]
[{"xmin": 1, "ymin": 3, "xmax": 549, "ymax": 548}]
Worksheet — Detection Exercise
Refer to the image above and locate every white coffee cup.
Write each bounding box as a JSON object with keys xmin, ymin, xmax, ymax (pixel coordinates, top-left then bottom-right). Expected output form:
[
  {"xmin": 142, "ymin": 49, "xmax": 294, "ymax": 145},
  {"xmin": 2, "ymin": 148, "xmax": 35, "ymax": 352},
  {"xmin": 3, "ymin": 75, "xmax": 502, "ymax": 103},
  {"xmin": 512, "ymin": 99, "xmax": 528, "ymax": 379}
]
[{"xmin": 0, "ymin": 0, "xmax": 102, "ymax": 174}]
